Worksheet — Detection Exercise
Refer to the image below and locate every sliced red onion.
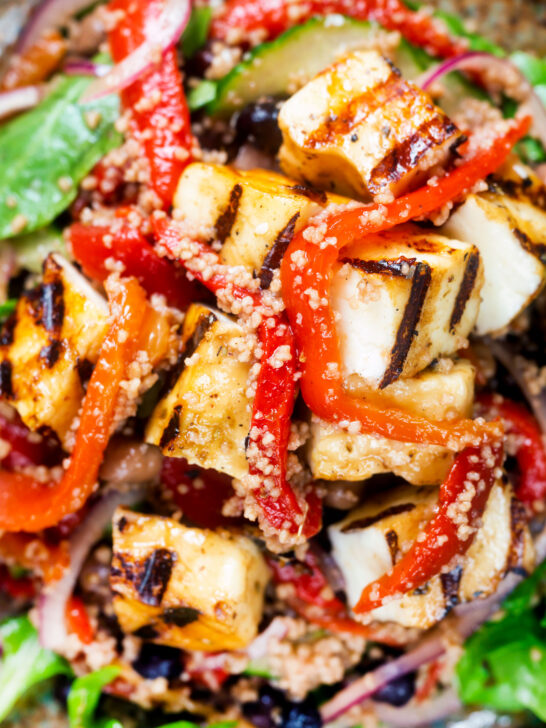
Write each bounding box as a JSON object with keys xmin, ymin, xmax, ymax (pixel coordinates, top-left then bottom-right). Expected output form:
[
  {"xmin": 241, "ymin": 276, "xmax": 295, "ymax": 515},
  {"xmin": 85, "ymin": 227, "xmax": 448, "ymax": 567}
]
[
  {"xmin": 0, "ymin": 85, "xmax": 44, "ymax": 120},
  {"xmin": 374, "ymin": 688, "xmax": 462, "ymax": 727},
  {"xmin": 79, "ymin": 0, "xmax": 191, "ymax": 103},
  {"xmin": 17, "ymin": 0, "xmax": 98, "ymax": 54},
  {"xmin": 321, "ymin": 570, "xmax": 524, "ymax": 724},
  {"xmin": 246, "ymin": 618, "xmax": 288, "ymax": 661},
  {"xmin": 38, "ymin": 485, "xmax": 146, "ymax": 651},
  {"xmin": 488, "ymin": 338, "xmax": 546, "ymax": 434},
  {"xmin": 418, "ymin": 51, "xmax": 546, "ymax": 147},
  {"xmin": 320, "ymin": 635, "xmax": 446, "ymax": 723},
  {"xmin": 63, "ymin": 58, "xmax": 111, "ymax": 78}
]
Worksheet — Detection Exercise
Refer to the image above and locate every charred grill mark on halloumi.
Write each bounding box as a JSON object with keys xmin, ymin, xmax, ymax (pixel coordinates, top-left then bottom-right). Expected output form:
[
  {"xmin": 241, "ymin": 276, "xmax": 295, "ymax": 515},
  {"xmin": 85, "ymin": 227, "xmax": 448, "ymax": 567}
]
[
  {"xmin": 329, "ymin": 480, "xmax": 535, "ymax": 629},
  {"xmin": 304, "ymin": 65, "xmax": 404, "ymax": 147},
  {"xmin": 214, "ymin": 183, "xmax": 243, "ymax": 244},
  {"xmin": 340, "ymin": 256, "xmax": 432, "ymax": 388},
  {"xmin": 440, "ymin": 566, "xmax": 462, "ymax": 611},
  {"xmin": 259, "ymin": 212, "xmax": 300, "ymax": 289},
  {"xmin": 0, "ymin": 253, "xmax": 109, "ymax": 443},
  {"xmin": 449, "ymin": 250, "xmax": 480, "ymax": 332},
  {"xmin": 333, "ymin": 227, "xmax": 483, "ymax": 386},
  {"xmin": 381, "ymin": 261, "xmax": 431, "ymax": 388},
  {"xmin": 368, "ymin": 117, "xmax": 459, "ymax": 196},
  {"xmin": 278, "ymin": 50, "xmax": 463, "ymax": 200},
  {"xmin": 110, "ymin": 508, "xmax": 269, "ymax": 651},
  {"xmin": 442, "ymin": 192, "xmax": 546, "ymax": 334},
  {"xmin": 173, "ymin": 163, "xmax": 348, "ymax": 277},
  {"xmin": 0, "ymin": 360, "xmax": 13, "ymax": 399},
  {"xmin": 145, "ymin": 304, "xmax": 252, "ymax": 478}
]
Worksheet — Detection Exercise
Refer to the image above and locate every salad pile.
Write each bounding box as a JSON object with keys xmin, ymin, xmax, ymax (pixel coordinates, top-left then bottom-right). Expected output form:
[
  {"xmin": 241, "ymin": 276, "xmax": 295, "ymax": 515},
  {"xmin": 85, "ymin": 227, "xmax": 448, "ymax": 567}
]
[{"xmin": 0, "ymin": 0, "xmax": 546, "ymax": 726}]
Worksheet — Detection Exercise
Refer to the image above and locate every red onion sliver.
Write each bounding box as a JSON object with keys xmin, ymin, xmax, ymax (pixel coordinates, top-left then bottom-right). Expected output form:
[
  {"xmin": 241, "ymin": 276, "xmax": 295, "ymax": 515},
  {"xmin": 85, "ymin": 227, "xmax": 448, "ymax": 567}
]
[
  {"xmin": 320, "ymin": 636, "xmax": 446, "ymax": 723},
  {"xmin": 488, "ymin": 338, "xmax": 546, "ymax": 435},
  {"xmin": 374, "ymin": 688, "xmax": 462, "ymax": 727},
  {"xmin": 63, "ymin": 58, "xmax": 111, "ymax": 77},
  {"xmin": 0, "ymin": 85, "xmax": 44, "ymax": 120},
  {"xmin": 79, "ymin": 0, "xmax": 191, "ymax": 103},
  {"xmin": 17, "ymin": 0, "xmax": 97, "ymax": 54},
  {"xmin": 38, "ymin": 485, "xmax": 146, "ymax": 651},
  {"xmin": 418, "ymin": 51, "xmax": 546, "ymax": 147},
  {"xmin": 321, "ymin": 570, "xmax": 525, "ymax": 724}
]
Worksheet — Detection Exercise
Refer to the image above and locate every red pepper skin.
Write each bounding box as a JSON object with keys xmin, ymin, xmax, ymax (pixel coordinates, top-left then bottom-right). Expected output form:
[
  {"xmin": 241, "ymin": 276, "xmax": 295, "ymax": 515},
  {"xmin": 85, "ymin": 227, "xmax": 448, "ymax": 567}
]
[
  {"xmin": 108, "ymin": 0, "xmax": 194, "ymax": 207},
  {"xmin": 152, "ymin": 216, "xmax": 322, "ymax": 538},
  {"xmin": 478, "ymin": 394, "xmax": 546, "ymax": 510},
  {"xmin": 66, "ymin": 596, "xmax": 94, "ymax": 644},
  {"xmin": 0, "ymin": 410, "xmax": 61, "ymax": 471},
  {"xmin": 210, "ymin": 0, "xmax": 466, "ymax": 59},
  {"xmin": 280, "ymin": 117, "xmax": 530, "ymax": 449},
  {"xmin": 68, "ymin": 222, "xmax": 199, "ymax": 311},
  {"xmin": 0, "ymin": 565, "xmax": 35, "ymax": 600},
  {"xmin": 0, "ymin": 278, "xmax": 150, "ymax": 532},
  {"xmin": 161, "ymin": 457, "xmax": 241, "ymax": 530},
  {"xmin": 354, "ymin": 441, "xmax": 503, "ymax": 613},
  {"xmin": 269, "ymin": 551, "xmax": 395, "ymax": 640},
  {"xmin": 249, "ymin": 316, "xmax": 321, "ymax": 538}
]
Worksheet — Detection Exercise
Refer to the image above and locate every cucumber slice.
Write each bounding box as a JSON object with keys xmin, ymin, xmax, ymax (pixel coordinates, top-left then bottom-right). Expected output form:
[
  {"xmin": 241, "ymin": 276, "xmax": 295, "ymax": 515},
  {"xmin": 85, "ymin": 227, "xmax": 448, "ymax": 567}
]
[{"xmin": 208, "ymin": 14, "xmax": 423, "ymax": 116}]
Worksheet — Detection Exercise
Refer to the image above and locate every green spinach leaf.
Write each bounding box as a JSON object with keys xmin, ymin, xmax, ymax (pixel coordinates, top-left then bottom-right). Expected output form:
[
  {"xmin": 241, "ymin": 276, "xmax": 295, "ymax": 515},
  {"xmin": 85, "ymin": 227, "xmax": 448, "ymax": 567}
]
[
  {"xmin": 457, "ymin": 560, "xmax": 546, "ymax": 720},
  {"xmin": 0, "ymin": 615, "xmax": 71, "ymax": 722},
  {"xmin": 0, "ymin": 74, "xmax": 120, "ymax": 240},
  {"xmin": 67, "ymin": 666, "xmax": 122, "ymax": 728}
]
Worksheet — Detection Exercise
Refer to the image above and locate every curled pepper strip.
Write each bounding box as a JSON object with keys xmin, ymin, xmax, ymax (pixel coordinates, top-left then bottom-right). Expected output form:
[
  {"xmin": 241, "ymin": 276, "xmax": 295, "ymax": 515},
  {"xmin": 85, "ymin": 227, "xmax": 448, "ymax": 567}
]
[
  {"xmin": 268, "ymin": 551, "xmax": 401, "ymax": 642},
  {"xmin": 108, "ymin": 0, "xmax": 195, "ymax": 207},
  {"xmin": 0, "ymin": 277, "xmax": 149, "ymax": 532},
  {"xmin": 68, "ymin": 222, "xmax": 200, "ymax": 311},
  {"xmin": 153, "ymin": 216, "xmax": 321, "ymax": 538},
  {"xmin": 210, "ymin": 0, "xmax": 467, "ymax": 59},
  {"xmin": 354, "ymin": 441, "xmax": 503, "ymax": 613},
  {"xmin": 478, "ymin": 393, "xmax": 546, "ymax": 511},
  {"xmin": 280, "ymin": 117, "xmax": 530, "ymax": 450}
]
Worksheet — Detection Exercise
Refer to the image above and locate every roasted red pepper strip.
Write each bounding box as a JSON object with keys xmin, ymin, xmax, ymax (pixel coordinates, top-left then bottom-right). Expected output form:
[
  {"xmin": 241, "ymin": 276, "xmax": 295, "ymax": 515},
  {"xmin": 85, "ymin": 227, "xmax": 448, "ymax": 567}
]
[
  {"xmin": 280, "ymin": 117, "xmax": 530, "ymax": 449},
  {"xmin": 0, "ymin": 564, "xmax": 35, "ymax": 600},
  {"xmin": 210, "ymin": 0, "xmax": 466, "ymax": 59},
  {"xmin": 108, "ymin": 0, "xmax": 194, "ymax": 207},
  {"xmin": 248, "ymin": 317, "xmax": 322, "ymax": 538},
  {"xmin": 269, "ymin": 551, "xmax": 398, "ymax": 641},
  {"xmin": 68, "ymin": 222, "xmax": 199, "ymax": 311},
  {"xmin": 162, "ymin": 457, "xmax": 241, "ymax": 530},
  {"xmin": 478, "ymin": 393, "xmax": 546, "ymax": 510},
  {"xmin": 0, "ymin": 409, "xmax": 61, "ymax": 471},
  {"xmin": 0, "ymin": 278, "xmax": 150, "ymax": 532},
  {"xmin": 153, "ymin": 216, "xmax": 321, "ymax": 538},
  {"xmin": 354, "ymin": 441, "xmax": 503, "ymax": 613},
  {"xmin": 66, "ymin": 596, "xmax": 94, "ymax": 644}
]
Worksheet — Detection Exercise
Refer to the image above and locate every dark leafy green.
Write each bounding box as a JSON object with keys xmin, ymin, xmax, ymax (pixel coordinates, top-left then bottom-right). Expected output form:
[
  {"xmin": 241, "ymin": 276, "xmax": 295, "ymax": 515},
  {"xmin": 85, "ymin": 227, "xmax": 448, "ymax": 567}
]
[
  {"xmin": 0, "ymin": 73, "xmax": 120, "ymax": 240},
  {"xmin": 457, "ymin": 560, "xmax": 546, "ymax": 721},
  {"xmin": 0, "ymin": 615, "xmax": 71, "ymax": 722},
  {"xmin": 181, "ymin": 6, "xmax": 213, "ymax": 58}
]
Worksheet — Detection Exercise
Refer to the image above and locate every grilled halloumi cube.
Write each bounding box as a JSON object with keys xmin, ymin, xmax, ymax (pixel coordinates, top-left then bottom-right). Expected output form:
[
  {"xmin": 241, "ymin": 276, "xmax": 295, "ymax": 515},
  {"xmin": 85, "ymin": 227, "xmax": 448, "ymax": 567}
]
[
  {"xmin": 145, "ymin": 303, "xmax": 251, "ymax": 478},
  {"xmin": 278, "ymin": 49, "xmax": 463, "ymax": 201},
  {"xmin": 331, "ymin": 226, "xmax": 482, "ymax": 387},
  {"xmin": 0, "ymin": 254, "xmax": 108, "ymax": 443},
  {"xmin": 442, "ymin": 193, "xmax": 546, "ymax": 335},
  {"xmin": 173, "ymin": 163, "xmax": 347, "ymax": 286},
  {"xmin": 309, "ymin": 358, "xmax": 474, "ymax": 485},
  {"xmin": 111, "ymin": 508, "xmax": 269, "ymax": 651},
  {"xmin": 329, "ymin": 480, "xmax": 534, "ymax": 630}
]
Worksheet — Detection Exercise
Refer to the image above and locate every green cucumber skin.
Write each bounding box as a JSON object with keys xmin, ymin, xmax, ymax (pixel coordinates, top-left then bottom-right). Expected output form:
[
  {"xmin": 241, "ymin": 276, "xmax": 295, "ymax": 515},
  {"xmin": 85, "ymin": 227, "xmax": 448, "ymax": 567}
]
[{"xmin": 208, "ymin": 15, "xmax": 423, "ymax": 116}]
